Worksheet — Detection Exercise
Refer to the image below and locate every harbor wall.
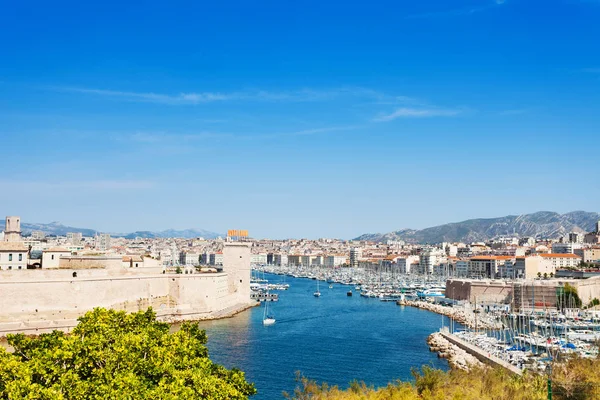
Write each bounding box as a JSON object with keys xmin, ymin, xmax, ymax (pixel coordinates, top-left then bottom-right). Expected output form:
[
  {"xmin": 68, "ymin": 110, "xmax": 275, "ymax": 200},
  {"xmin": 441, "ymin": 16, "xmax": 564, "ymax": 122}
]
[
  {"xmin": 446, "ymin": 280, "xmax": 512, "ymax": 304},
  {"xmin": 0, "ymin": 243, "xmax": 254, "ymax": 336},
  {"xmin": 440, "ymin": 330, "xmax": 522, "ymax": 375}
]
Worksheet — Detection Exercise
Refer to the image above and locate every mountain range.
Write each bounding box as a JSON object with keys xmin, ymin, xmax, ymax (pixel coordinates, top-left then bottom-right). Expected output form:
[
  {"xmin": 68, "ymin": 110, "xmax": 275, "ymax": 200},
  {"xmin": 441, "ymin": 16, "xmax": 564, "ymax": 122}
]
[
  {"xmin": 11, "ymin": 221, "xmax": 222, "ymax": 239},
  {"xmin": 354, "ymin": 211, "xmax": 600, "ymax": 244}
]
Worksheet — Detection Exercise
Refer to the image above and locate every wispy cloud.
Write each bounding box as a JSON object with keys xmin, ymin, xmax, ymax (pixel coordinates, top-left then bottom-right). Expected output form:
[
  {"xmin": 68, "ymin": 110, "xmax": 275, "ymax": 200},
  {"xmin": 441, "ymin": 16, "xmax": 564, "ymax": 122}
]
[
  {"xmin": 0, "ymin": 180, "xmax": 155, "ymax": 192},
  {"xmin": 374, "ymin": 107, "xmax": 463, "ymax": 122},
  {"xmin": 119, "ymin": 126, "xmax": 359, "ymax": 143},
  {"xmin": 406, "ymin": 0, "xmax": 506, "ymax": 19},
  {"xmin": 54, "ymin": 85, "xmax": 419, "ymax": 106}
]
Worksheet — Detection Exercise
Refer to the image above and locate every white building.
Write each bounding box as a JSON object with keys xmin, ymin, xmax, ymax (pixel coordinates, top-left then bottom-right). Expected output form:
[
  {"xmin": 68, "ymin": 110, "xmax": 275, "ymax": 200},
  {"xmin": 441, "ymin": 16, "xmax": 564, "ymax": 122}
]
[
  {"xmin": 42, "ymin": 247, "xmax": 72, "ymax": 269},
  {"xmin": 539, "ymin": 253, "xmax": 581, "ymax": 269},
  {"xmin": 179, "ymin": 252, "xmax": 201, "ymax": 266},
  {"xmin": 397, "ymin": 255, "xmax": 420, "ymax": 274},
  {"xmin": 0, "ymin": 242, "xmax": 28, "ymax": 270},
  {"xmin": 274, "ymin": 254, "xmax": 288, "ymax": 266},
  {"xmin": 210, "ymin": 253, "xmax": 224, "ymax": 266},
  {"xmin": 419, "ymin": 248, "xmax": 445, "ymax": 275},
  {"xmin": 324, "ymin": 255, "xmax": 346, "ymax": 267},
  {"xmin": 250, "ymin": 253, "xmax": 268, "ymax": 265},
  {"xmin": 67, "ymin": 232, "xmax": 83, "ymax": 245},
  {"xmin": 95, "ymin": 234, "xmax": 111, "ymax": 251}
]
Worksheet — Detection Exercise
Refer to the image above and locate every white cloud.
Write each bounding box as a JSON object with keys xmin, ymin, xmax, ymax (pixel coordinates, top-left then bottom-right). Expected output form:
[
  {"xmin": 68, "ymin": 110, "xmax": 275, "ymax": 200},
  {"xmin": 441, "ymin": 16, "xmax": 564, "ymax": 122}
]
[
  {"xmin": 374, "ymin": 107, "xmax": 463, "ymax": 122},
  {"xmin": 55, "ymin": 86, "xmax": 418, "ymax": 106}
]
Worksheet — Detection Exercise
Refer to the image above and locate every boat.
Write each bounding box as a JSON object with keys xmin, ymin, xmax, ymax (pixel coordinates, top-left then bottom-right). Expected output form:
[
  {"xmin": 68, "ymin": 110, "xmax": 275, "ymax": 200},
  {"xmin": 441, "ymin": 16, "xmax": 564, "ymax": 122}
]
[
  {"xmin": 314, "ymin": 279, "xmax": 321, "ymax": 297},
  {"xmin": 263, "ymin": 293, "xmax": 276, "ymax": 325},
  {"xmin": 329, "ymin": 284, "xmax": 333, "ymax": 289},
  {"xmin": 347, "ymin": 290, "xmax": 353, "ymax": 296}
]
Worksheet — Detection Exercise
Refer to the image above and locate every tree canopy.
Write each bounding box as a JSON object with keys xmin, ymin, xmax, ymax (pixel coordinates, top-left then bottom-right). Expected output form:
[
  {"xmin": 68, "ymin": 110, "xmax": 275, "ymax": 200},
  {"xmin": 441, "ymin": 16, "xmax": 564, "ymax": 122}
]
[{"xmin": 0, "ymin": 308, "xmax": 256, "ymax": 399}]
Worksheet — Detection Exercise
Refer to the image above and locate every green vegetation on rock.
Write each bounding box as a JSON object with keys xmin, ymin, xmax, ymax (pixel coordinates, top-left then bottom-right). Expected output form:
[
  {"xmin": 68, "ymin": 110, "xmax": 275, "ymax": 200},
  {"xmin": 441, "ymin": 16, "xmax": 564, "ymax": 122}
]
[{"xmin": 0, "ymin": 308, "xmax": 256, "ymax": 399}]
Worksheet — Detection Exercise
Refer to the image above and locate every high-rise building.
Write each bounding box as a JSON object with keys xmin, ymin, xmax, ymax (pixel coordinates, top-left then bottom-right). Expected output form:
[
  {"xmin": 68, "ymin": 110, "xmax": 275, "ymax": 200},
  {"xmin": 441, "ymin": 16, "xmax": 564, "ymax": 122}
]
[
  {"xmin": 350, "ymin": 247, "xmax": 361, "ymax": 267},
  {"xmin": 95, "ymin": 233, "xmax": 111, "ymax": 251},
  {"xmin": 4, "ymin": 216, "xmax": 22, "ymax": 242},
  {"xmin": 67, "ymin": 232, "xmax": 83, "ymax": 245},
  {"xmin": 596, "ymin": 220, "xmax": 600, "ymax": 234}
]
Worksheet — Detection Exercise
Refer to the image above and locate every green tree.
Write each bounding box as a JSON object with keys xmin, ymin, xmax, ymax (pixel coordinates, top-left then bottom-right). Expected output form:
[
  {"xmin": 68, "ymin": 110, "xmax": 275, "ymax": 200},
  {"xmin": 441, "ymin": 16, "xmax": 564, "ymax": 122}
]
[
  {"xmin": 0, "ymin": 308, "xmax": 256, "ymax": 399},
  {"xmin": 175, "ymin": 266, "xmax": 182, "ymax": 274}
]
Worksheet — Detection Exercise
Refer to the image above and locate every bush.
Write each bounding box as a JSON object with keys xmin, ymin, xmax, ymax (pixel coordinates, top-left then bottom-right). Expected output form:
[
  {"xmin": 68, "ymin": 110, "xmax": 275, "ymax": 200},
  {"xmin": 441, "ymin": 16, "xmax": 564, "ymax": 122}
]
[{"xmin": 0, "ymin": 308, "xmax": 256, "ymax": 399}]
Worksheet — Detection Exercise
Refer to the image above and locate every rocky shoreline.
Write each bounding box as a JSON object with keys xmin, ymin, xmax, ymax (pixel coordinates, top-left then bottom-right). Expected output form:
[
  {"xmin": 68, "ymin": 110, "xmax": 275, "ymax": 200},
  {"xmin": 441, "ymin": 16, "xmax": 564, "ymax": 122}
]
[
  {"xmin": 427, "ymin": 332, "xmax": 483, "ymax": 371},
  {"xmin": 397, "ymin": 300, "xmax": 502, "ymax": 330}
]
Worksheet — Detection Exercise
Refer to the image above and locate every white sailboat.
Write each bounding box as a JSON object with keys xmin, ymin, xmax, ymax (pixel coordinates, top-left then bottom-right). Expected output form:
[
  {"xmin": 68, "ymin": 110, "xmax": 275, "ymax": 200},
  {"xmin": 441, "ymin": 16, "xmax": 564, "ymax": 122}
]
[
  {"xmin": 314, "ymin": 279, "xmax": 321, "ymax": 297},
  {"xmin": 263, "ymin": 292, "xmax": 276, "ymax": 325}
]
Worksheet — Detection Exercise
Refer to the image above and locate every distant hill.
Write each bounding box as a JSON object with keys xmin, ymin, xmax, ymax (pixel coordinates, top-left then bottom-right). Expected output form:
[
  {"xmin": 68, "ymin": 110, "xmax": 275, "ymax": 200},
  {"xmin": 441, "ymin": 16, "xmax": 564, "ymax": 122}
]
[
  {"xmin": 354, "ymin": 211, "xmax": 600, "ymax": 244},
  {"xmin": 8, "ymin": 221, "xmax": 221, "ymax": 239}
]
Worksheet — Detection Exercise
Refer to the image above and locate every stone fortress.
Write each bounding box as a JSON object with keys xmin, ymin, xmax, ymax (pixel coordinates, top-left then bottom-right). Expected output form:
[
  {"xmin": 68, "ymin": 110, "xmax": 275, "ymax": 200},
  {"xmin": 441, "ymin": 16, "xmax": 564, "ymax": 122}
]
[{"xmin": 0, "ymin": 216, "xmax": 254, "ymax": 336}]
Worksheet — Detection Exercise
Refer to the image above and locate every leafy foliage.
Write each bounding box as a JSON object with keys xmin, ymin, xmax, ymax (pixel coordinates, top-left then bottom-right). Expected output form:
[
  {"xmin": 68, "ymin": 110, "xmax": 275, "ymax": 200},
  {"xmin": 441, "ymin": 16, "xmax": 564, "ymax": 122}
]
[
  {"xmin": 285, "ymin": 356, "xmax": 600, "ymax": 400},
  {"xmin": 0, "ymin": 308, "xmax": 256, "ymax": 399}
]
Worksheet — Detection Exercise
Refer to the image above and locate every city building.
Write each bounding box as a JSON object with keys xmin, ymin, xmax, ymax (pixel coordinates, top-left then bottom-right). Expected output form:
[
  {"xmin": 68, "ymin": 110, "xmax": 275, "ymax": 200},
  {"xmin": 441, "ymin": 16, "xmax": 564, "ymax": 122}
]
[
  {"xmin": 419, "ymin": 247, "xmax": 445, "ymax": 275},
  {"xmin": 467, "ymin": 256, "xmax": 514, "ymax": 279},
  {"xmin": 179, "ymin": 251, "xmax": 201, "ymax": 266},
  {"xmin": 42, "ymin": 247, "xmax": 72, "ymax": 269},
  {"xmin": 574, "ymin": 248, "xmax": 600, "ymax": 264},
  {"xmin": 0, "ymin": 242, "xmax": 29, "ymax": 270},
  {"xmin": 67, "ymin": 232, "xmax": 83, "ymax": 246},
  {"xmin": 95, "ymin": 234, "xmax": 111, "ymax": 251},
  {"xmin": 30, "ymin": 230, "xmax": 46, "ymax": 240},
  {"xmin": 350, "ymin": 247, "xmax": 361, "ymax": 267},
  {"xmin": 539, "ymin": 253, "xmax": 581, "ymax": 269}
]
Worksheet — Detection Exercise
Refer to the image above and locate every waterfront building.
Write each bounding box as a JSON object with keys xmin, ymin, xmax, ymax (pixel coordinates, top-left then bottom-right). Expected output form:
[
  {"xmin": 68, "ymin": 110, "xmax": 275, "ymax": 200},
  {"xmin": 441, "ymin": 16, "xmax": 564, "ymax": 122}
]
[
  {"xmin": 467, "ymin": 256, "xmax": 514, "ymax": 279},
  {"xmin": 397, "ymin": 255, "xmax": 419, "ymax": 274},
  {"xmin": 419, "ymin": 247, "xmax": 445, "ymax": 275},
  {"xmin": 250, "ymin": 253, "xmax": 268, "ymax": 265},
  {"xmin": 273, "ymin": 254, "xmax": 288, "ymax": 266},
  {"xmin": 350, "ymin": 247, "xmax": 361, "ymax": 267},
  {"xmin": 324, "ymin": 254, "xmax": 346, "ymax": 267},
  {"xmin": 4, "ymin": 216, "xmax": 22, "ymax": 242},
  {"xmin": 455, "ymin": 260, "xmax": 469, "ymax": 277}
]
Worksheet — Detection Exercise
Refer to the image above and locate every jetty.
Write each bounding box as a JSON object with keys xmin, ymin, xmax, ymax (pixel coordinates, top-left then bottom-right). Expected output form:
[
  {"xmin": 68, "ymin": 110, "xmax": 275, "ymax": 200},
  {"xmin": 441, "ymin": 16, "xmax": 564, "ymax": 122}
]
[
  {"xmin": 436, "ymin": 328, "xmax": 523, "ymax": 375},
  {"xmin": 397, "ymin": 299, "xmax": 502, "ymax": 330}
]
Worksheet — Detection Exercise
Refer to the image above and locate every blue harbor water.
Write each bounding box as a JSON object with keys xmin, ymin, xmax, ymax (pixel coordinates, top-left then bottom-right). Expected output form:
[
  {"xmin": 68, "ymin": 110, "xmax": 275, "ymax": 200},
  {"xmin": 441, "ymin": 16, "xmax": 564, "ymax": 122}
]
[{"xmin": 197, "ymin": 274, "xmax": 455, "ymax": 399}]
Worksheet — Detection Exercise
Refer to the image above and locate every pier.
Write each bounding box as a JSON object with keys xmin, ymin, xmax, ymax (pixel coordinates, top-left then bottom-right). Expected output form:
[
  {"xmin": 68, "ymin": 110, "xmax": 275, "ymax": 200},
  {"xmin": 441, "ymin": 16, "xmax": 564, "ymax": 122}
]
[{"xmin": 438, "ymin": 328, "xmax": 522, "ymax": 375}]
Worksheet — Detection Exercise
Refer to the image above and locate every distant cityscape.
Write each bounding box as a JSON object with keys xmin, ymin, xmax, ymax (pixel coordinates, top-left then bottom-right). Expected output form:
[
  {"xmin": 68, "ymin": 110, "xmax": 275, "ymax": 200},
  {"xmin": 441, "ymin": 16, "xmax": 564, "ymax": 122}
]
[{"xmin": 2, "ymin": 214, "xmax": 599, "ymax": 280}]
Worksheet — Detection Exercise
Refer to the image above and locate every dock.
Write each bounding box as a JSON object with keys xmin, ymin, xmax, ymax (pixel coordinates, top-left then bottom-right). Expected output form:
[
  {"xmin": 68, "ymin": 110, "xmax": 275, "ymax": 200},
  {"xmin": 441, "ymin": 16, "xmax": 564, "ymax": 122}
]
[{"xmin": 439, "ymin": 328, "xmax": 522, "ymax": 376}]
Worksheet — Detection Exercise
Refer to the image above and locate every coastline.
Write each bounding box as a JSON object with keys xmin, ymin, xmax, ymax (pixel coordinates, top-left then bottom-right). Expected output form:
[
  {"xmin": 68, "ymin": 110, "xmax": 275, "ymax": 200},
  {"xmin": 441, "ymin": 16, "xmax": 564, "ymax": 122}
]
[{"xmin": 0, "ymin": 301, "xmax": 259, "ymax": 339}]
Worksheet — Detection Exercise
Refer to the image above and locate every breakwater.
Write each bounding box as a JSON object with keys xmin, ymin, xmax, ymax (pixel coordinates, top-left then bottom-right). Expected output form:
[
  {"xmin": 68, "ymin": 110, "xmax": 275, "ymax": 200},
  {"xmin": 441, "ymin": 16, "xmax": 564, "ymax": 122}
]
[
  {"xmin": 427, "ymin": 332, "xmax": 482, "ymax": 371},
  {"xmin": 397, "ymin": 300, "xmax": 502, "ymax": 330}
]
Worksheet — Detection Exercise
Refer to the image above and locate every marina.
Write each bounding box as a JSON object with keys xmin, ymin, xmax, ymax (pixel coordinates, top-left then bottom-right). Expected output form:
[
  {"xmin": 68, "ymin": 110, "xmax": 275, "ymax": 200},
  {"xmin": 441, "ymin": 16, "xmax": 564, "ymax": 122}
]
[
  {"xmin": 254, "ymin": 265, "xmax": 600, "ymax": 374},
  {"xmin": 198, "ymin": 272, "xmax": 454, "ymax": 400}
]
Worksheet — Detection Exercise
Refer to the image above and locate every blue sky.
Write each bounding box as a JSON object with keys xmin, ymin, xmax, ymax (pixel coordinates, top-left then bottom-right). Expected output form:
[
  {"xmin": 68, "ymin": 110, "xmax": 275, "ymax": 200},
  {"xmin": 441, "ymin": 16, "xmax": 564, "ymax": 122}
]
[{"xmin": 1, "ymin": 0, "xmax": 599, "ymax": 239}]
